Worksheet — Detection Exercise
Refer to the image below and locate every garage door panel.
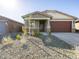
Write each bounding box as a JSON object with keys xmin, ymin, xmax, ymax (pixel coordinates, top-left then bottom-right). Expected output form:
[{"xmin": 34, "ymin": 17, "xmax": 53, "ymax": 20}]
[
  {"xmin": 50, "ymin": 21, "xmax": 72, "ymax": 32},
  {"xmin": 0, "ymin": 22, "xmax": 6, "ymax": 34}
]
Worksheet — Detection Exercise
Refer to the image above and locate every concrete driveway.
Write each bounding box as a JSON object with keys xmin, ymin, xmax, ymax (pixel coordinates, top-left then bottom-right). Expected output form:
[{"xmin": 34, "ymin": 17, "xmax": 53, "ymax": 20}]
[
  {"xmin": 41, "ymin": 32, "xmax": 79, "ymax": 49},
  {"xmin": 51, "ymin": 33, "xmax": 79, "ymax": 46}
]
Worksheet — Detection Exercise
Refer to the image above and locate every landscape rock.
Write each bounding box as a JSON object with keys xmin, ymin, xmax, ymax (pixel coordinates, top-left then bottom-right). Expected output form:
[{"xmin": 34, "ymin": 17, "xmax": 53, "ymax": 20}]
[{"xmin": 0, "ymin": 36, "xmax": 77, "ymax": 59}]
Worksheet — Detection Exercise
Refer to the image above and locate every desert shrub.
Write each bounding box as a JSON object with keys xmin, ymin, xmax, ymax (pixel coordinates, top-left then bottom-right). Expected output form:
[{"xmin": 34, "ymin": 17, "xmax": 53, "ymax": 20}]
[
  {"xmin": 20, "ymin": 38, "xmax": 26, "ymax": 44},
  {"xmin": 13, "ymin": 35, "xmax": 27, "ymax": 48},
  {"xmin": 2, "ymin": 36, "xmax": 14, "ymax": 45},
  {"xmin": 13, "ymin": 40, "xmax": 22, "ymax": 48},
  {"xmin": 33, "ymin": 29, "xmax": 41, "ymax": 37}
]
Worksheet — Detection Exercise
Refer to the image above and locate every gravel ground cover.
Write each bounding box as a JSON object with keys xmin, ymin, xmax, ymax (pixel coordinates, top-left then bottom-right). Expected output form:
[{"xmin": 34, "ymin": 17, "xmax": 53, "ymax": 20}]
[{"xmin": 0, "ymin": 35, "xmax": 77, "ymax": 59}]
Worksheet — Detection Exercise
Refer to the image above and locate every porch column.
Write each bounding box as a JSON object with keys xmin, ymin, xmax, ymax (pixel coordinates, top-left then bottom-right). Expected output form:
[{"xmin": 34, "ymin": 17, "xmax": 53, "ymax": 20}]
[
  {"xmin": 47, "ymin": 19, "xmax": 51, "ymax": 33},
  {"xmin": 72, "ymin": 20, "xmax": 75, "ymax": 32},
  {"xmin": 28, "ymin": 19, "xmax": 31, "ymax": 35},
  {"xmin": 37, "ymin": 21, "xmax": 39, "ymax": 33}
]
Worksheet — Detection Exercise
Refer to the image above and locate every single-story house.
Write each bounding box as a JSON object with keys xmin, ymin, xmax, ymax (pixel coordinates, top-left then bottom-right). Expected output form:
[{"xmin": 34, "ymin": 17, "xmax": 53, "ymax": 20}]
[
  {"xmin": 0, "ymin": 15, "xmax": 23, "ymax": 35},
  {"xmin": 22, "ymin": 10, "xmax": 78, "ymax": 33}
]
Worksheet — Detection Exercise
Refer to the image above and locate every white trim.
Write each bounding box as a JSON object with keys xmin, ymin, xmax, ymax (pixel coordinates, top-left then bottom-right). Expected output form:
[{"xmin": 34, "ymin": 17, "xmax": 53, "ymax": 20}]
[
  {"xmin": 72, "ymin": 21, "xmax": 73, "ymax": 32},
  {"xmin": 28, "ymin": 19, "xmax": 31, "ymax": 35},
  {"xmin": 24, "ymin": 18, "xmax": 50, "ymax": 20}
]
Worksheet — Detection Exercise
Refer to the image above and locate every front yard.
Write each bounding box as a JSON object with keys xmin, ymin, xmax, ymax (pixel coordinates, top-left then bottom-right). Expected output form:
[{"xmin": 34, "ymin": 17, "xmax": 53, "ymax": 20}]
[{"xmin": 0, "ymin": 33, "xmax": 77, "ymax": 59}]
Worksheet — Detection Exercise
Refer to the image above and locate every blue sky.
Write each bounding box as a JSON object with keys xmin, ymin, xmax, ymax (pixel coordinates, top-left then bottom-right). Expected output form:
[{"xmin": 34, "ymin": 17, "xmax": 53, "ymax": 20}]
[{"xmin": 0, "ymin": 0, "xmax": 79, "ymax": 23}]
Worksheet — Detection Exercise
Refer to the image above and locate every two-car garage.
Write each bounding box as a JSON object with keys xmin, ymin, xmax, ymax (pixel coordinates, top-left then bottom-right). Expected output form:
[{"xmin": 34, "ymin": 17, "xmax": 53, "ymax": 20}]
[{"xmin": 50, "ymin": 21, "xmax": 72, "ymax": 32}]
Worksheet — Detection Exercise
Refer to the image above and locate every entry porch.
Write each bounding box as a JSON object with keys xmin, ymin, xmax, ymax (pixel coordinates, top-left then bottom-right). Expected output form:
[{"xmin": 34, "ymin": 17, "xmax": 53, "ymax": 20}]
[
  {"xmin": 25, "ymin": 18, "xmax": 51, "ymax": 35},
  {"xmin": 22, "ymin": 12, "xmax": 52, "ymax": 35}
]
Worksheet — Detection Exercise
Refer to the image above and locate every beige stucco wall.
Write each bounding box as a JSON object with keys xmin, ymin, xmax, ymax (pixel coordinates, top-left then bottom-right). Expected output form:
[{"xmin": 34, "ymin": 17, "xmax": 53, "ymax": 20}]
[
  {"xmin": 75, "ymin": 23, "xmax": 79, "ymax": 30},
  {"xmin": 46, "ymin": 12, "xmax": 74, "ymax": 20}
]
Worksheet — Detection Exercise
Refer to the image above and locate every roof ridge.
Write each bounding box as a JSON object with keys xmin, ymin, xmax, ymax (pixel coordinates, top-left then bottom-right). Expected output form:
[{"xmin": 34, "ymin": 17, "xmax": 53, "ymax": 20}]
[
  {"xmin": 22, "ymin": 11, "xmax": 40, "ymax": 18},
  {"xmin": 22, "ymin": 11, "xmax": 52, "ymax": 18},
  {"xmin": 42, "ymin": 10, "xmax": 78, "ymax": 19},
  {"xmin": 0, "ymin": 15, "xmax": 24, "ymax": 24}
]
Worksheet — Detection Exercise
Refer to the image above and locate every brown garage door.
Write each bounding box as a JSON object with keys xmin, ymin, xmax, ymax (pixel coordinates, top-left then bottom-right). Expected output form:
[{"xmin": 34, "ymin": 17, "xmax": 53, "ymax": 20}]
[{"xmin": 50, "ymin": 21, "xmax": 72, "ymax": 32}]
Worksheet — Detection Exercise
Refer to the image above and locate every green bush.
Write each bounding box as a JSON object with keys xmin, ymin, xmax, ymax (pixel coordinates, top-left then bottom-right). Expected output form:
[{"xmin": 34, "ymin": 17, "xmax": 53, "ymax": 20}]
[{"xmin": 16, "ymin": 34, "xmax": 21, "ymax": 40}]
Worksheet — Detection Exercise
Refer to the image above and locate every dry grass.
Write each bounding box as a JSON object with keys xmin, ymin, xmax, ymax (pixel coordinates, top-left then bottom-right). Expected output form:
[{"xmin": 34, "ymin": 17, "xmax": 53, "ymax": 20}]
[
  {"xmin": 1, "ymin": 35, "xmax": 27, "ymax": 48},
  {"xmin": 2, "ymin": 36, "xmax": 14, "ymax": 45}
]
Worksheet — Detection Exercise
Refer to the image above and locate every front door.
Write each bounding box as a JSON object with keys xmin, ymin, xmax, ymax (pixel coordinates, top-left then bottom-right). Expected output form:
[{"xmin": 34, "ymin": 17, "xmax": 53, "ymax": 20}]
[{"xmin": 39, "ymin": 20, "xmax": 46, "ymax": 32}]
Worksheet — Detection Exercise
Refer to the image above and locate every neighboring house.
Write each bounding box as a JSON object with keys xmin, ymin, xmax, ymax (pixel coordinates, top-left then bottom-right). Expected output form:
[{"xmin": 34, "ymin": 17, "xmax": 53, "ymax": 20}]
[
  {"xmin": 22, "ymin": 10, "xmax": 78, "ymax": 33},
  {"xmin": 0, "ymin": 15, "xmax": 23, "ymax": 35},
  {"xmin": 75, "ymin": 20, "xmax": 79, "ymax": 32}
]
